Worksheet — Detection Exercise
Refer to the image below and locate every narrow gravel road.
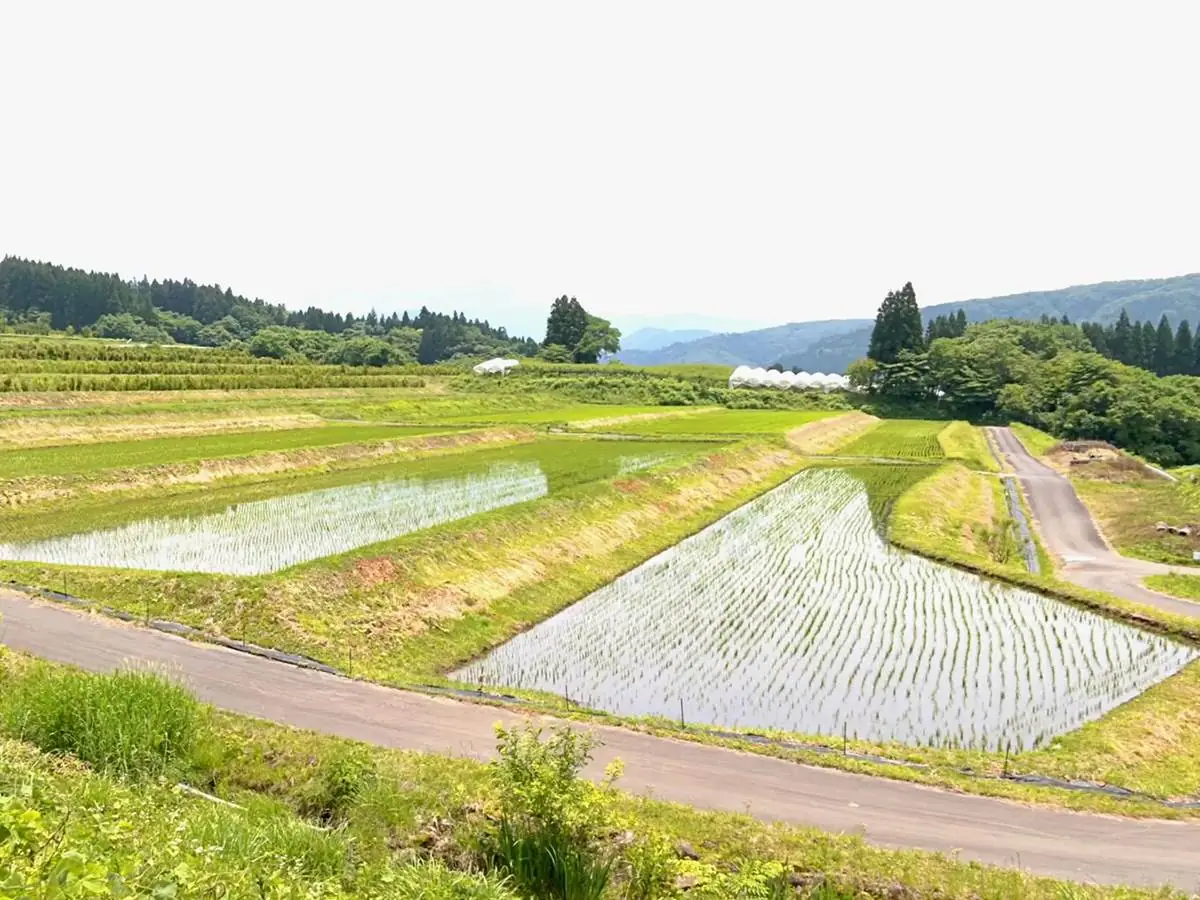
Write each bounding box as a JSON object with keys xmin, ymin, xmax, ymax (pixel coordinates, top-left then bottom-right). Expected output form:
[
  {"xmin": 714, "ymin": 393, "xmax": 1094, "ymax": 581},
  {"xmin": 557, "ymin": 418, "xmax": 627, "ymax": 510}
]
[
  {"xmin": 2, "ymin": 589, "xmax": 1199, "ymax": 891},
  {"xmin": 987, "ymin": 427, "xmax": 1200, "ymax": 620}
]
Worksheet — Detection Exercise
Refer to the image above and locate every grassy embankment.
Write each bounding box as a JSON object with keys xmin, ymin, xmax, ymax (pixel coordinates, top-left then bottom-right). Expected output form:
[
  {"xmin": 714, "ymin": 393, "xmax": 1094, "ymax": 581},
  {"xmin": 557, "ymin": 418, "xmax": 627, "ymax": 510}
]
[{"xmin": 0, "ymin": 651, "xmax": 1181, "ymax": 900}]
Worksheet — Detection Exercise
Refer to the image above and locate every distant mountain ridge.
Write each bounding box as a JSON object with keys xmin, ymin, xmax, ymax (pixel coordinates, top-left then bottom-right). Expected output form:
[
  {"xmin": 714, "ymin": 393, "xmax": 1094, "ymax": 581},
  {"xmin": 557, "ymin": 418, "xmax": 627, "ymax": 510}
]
[
  {"xmin": 620, "ymin": 273, "xmax": 1200, "ymax": 373},
  {"xmin": 620, "ymin": 327, "xmax": 716, "ymax": 352},
  {"xmin": 616, "ymin": 318, "xmax": 872, "ymax": 368}
]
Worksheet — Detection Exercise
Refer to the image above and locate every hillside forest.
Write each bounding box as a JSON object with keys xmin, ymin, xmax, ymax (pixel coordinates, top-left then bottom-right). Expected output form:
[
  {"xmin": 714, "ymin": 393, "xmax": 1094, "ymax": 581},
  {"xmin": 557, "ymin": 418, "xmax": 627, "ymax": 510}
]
[
  {"xmin": 857, "ymin": 283, "xmax": 1200, "ymax": 465},
  {"xmin": 0, "ymin": 257, "xmax": 619, "ymax": 366}
]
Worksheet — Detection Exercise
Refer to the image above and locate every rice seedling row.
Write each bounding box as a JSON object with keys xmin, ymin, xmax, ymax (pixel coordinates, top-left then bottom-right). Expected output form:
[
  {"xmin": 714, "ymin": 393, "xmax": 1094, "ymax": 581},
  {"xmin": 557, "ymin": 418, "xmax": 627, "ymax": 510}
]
[
  {"xmin": 454, "ymin": 468, "xmax": 1194, "ymax": 750},
  {"xmin": 836, "ymin": 420, "xmax": 947, "ymax": 459},
  {"xmin": 610, "ymin": 409, "xmax": 841, "ymax": 435}
]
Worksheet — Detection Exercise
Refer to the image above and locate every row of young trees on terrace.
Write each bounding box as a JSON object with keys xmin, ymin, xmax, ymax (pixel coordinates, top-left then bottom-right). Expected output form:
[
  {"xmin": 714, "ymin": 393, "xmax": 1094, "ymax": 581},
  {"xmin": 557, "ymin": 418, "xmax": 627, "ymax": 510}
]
[{"xmin": 855, "ymin": 282, "xmax": 1200, "ymax": 464}]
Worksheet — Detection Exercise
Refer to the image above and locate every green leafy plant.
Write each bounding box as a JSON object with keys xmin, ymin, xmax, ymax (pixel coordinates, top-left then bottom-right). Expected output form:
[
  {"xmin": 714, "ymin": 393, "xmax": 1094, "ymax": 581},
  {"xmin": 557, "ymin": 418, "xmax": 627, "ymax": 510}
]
[
  {"xmin": 485, "ymin": 724, "xmax": 621, "ymax": 900},
  {"xmin": 301, "ymin": 744, "xmax": 378, "ymax": 823}
]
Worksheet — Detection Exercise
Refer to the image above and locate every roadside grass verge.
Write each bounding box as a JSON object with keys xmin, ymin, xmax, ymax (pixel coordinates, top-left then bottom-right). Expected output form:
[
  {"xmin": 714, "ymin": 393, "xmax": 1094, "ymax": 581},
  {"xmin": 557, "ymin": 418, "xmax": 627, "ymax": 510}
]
[
  {"xmin": 0, "ymin": 735, "xmax": 517, "ymax": 899},
  {"xmin": 1009, "ymin": 422, "xmax": 1059, "ymax": 456},
  {"xmin": 1147, "ymin": 574, "xmax": 1200, "ymax": 601},
  {"xmin": 936, "ymin": 421, "xmax": 999, "ymax": 472},
  {"xmin": 891, "ymin": 464, "xmax": 1018, "ymax": 570},
  {"xmin": 0, "ymin": 650, "xmax": 1180, "ymax": 899},
  {"xmin": 1069, "ymin": 474, "xmax": 1200, "ymax": 567},
  {"xmin": 0, "ymin": 663, "xmax": 211, "ymax": 779},
  {"xmin": 836, "ymin": 419, "xmax": 946, "ymax": 459}
]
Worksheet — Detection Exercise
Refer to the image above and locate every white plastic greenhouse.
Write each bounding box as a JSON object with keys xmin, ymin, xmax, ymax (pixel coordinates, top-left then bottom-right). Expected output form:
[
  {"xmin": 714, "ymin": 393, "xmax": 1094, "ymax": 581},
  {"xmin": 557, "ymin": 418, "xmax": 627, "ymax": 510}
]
[
  {"xmin": 728, "ymin": 366, "xmax": 849, "ymax": 391},
  {"xmin": 472, "ymin": 357, "xmax": 520, "ymax": 375}
]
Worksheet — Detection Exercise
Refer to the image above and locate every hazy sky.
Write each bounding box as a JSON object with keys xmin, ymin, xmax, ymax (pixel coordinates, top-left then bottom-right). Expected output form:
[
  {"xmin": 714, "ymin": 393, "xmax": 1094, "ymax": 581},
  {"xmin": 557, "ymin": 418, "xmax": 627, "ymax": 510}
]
[{"xmin": 4, "ymin": 2, "xmax": 1197, "ymax": 337}]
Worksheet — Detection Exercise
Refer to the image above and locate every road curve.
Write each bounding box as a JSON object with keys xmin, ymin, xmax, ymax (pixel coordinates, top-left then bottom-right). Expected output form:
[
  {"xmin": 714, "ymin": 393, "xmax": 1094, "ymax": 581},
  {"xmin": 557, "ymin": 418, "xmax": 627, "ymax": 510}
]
[
  {"xmin": 986, "ymin": 427, "xmax": 1200, "ymax": 620},
  {"xmin": 2, "ymin": 589, "xmax": 1198, "ymax": 891}
]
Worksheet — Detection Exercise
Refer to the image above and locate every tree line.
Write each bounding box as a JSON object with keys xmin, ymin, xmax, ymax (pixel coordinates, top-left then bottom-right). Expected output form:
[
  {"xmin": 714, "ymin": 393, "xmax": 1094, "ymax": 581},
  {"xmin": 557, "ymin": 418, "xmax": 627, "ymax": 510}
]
[
  {"xmin": 855, "ymin": 282, "xmax": 1200, "ymax": 465},
  {"xmin": 0, "ymin": 257, "xmax": 625, "ymax": 366}
]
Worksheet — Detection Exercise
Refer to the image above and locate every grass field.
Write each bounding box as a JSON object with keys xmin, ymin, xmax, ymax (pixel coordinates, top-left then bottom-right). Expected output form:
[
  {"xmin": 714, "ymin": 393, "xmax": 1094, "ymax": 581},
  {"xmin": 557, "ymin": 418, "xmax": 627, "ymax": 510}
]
[
  {"xmin": 0, "ymin": 422, "xmax": 458, "ymax": 478},
  {"xmin": 937, "ymin": 421, "xmax": 999, "ymax": 471},
  {"xmin": 1071, "ymin": 474, "xmax": 1200, "ymax": 566},
  {"xmin": 837, "ymin": 419, "xmax": 947, "ymax": 459},
  {"xmin": 1010, "ymin": 422, "xmax": 1059, "ymax": 456},
  {"xmin": 610, "ymin": 408, "xmax": 840, "ymax": 435}
]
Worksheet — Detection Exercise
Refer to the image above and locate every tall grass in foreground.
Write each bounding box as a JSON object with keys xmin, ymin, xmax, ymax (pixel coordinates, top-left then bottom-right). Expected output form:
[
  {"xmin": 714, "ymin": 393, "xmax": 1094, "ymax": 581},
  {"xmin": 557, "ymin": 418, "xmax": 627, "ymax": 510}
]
[{"xmin": 0, "ymin": 665, "xmax": 207, "ymax": 778}]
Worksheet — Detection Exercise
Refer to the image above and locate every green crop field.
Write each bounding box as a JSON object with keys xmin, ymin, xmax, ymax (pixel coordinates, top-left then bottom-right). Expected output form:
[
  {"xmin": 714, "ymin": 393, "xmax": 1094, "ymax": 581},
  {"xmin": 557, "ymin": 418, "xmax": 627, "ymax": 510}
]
[
  {"xmin": 0, "ymin": 437, "xmax": 711, "ymax": 543},
  {"xmin": 434, "ymin": 403, "xmax": 696, "ymax": 426},
  {"xmin": 837, "ymin": 419, "xmax": 948, "ymax": 459},
  {"xmin": 0, "ymin": 423, "xmax": 458, "ymax": 478},
  {"xmin": 610, "ymin": 408, "xmax": 840, "ymax": 435}
]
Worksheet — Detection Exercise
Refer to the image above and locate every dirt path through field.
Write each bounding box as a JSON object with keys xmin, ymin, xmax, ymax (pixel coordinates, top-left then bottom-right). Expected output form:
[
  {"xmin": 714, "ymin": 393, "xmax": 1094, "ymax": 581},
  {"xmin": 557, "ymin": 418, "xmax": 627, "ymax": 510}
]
[
  {"xmin": 987, "ymin": 427, "xmax": 1200, "ymax": 619},
  {"xmin": 3, "ymin": 588, "xmax": 1199, "ymax": 890}
]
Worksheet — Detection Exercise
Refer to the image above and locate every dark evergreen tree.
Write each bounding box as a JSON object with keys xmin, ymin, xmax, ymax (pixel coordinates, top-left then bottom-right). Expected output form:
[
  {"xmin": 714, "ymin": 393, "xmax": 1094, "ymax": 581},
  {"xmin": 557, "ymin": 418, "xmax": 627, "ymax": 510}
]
[
  {"xmin": 1109, "ymin": 309, "xmax": 1134, "ymax": 364},
  {"xmin": 543, "ymin": 296, "xmax": 590, "ymax": 349},
  {"xmin": 1140, "ymin": 320, "xmax": 1158, "ymax": 370},
  {"xmin": 867, "ymin": 282, "xmax": 923, "ymax": 364},
  {"xmin": 1153, "ymin": 315, "xmax": 1175, "ymax": 375},
  {"xmin": 417, "ymin": 318, "xmax": 448, "ymax": 364},
  {"xmin": 954, "ymin": 309, "xmax": 968, "ymax": 335},
  {"xmin": 1175, "ymin": 320, "xmax": 1194, "ymax": 375}
]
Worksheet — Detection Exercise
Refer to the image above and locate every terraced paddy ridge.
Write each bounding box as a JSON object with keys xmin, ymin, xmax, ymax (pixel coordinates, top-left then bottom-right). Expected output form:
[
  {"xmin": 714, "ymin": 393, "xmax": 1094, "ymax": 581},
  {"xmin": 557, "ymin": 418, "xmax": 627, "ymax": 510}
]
[{"xmin": 454, "ymin": 468, "xmax": 1195, "ymax": 750}]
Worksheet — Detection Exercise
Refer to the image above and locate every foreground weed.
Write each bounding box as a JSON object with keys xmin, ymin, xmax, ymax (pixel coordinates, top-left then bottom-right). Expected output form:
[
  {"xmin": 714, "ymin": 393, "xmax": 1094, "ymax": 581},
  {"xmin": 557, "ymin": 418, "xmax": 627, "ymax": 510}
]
[{"xmin": 0, "ymin": 665, "xmax": 207, "ymax": 779}]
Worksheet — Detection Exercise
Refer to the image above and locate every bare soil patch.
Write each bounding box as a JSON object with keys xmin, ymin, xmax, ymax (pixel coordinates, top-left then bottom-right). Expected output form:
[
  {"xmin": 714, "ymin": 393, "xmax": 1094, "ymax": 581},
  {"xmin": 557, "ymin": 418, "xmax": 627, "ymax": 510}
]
[
  {"xmin": 786, "ymin": 411, "xmax": 879, "ymax": 455},
  {"xmin": 0, "ymin": 413, "xmax": 326, "ymax": 448}
]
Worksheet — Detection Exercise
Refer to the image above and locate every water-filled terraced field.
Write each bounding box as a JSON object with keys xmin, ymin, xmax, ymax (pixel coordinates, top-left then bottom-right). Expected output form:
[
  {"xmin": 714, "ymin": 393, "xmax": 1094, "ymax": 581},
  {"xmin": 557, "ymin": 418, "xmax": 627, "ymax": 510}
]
[
  {"xmin": 0, "ymin": 462, "xmax": 548, "ymax": 575},
  {"xmin": 454, "ymin": 468, "xmax": 1195, "ymax": 749},
  {"xmin": 0, "ymin": 440, "xmax": 705, "ymax": 574}
]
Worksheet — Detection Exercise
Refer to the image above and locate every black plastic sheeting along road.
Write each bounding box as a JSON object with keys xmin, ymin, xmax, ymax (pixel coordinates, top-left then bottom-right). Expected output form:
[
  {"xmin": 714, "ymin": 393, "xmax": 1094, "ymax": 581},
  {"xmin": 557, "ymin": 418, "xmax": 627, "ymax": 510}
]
[
  {"xmin": 420, "ymin": 685, "xmax": 1200, "ymax": 808},
  {"xmin": 8, "ymin": 580, "xmax": 1200, "ymax": 809},
  {"xmin": 4, "ymin": 581, "xmax": 338, "ymax": 675}
]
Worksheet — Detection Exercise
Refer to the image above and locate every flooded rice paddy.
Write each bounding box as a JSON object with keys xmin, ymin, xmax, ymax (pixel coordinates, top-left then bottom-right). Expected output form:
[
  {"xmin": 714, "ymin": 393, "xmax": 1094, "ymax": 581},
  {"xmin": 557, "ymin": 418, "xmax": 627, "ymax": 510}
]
[
  {"xmin": 0, "ymin": 462, "xmax": 549, "ymax": 575},
  {"xmin": 454, "ymin": 468, "xmax": 1195, "ymax": 750}
]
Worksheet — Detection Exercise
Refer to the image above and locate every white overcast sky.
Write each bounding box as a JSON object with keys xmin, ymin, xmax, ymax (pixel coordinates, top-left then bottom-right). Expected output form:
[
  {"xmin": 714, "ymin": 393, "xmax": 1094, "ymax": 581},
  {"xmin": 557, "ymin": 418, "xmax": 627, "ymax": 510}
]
[{"xmin": 3, "ymin": 1, "xmax": 1197, "ymax": 337}]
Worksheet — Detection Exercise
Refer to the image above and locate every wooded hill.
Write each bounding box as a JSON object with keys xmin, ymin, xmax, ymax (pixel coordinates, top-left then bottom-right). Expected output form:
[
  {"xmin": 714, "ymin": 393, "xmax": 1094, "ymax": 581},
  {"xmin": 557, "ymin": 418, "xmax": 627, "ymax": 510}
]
[{"xmin": 620, "ymin": 273, "xmax": 1200, "ymax": 372}]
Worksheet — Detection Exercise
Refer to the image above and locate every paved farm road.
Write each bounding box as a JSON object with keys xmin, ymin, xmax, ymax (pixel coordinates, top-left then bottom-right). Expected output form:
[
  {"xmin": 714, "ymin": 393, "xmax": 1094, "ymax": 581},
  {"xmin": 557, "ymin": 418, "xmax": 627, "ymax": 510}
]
[
  {"xmin": 3, "ymin": 590, "xmax": 1199, "ymax": 890},
  {"xmin": 987, "ymin": 426, "xmax": 1200, "ymax": 620}
]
